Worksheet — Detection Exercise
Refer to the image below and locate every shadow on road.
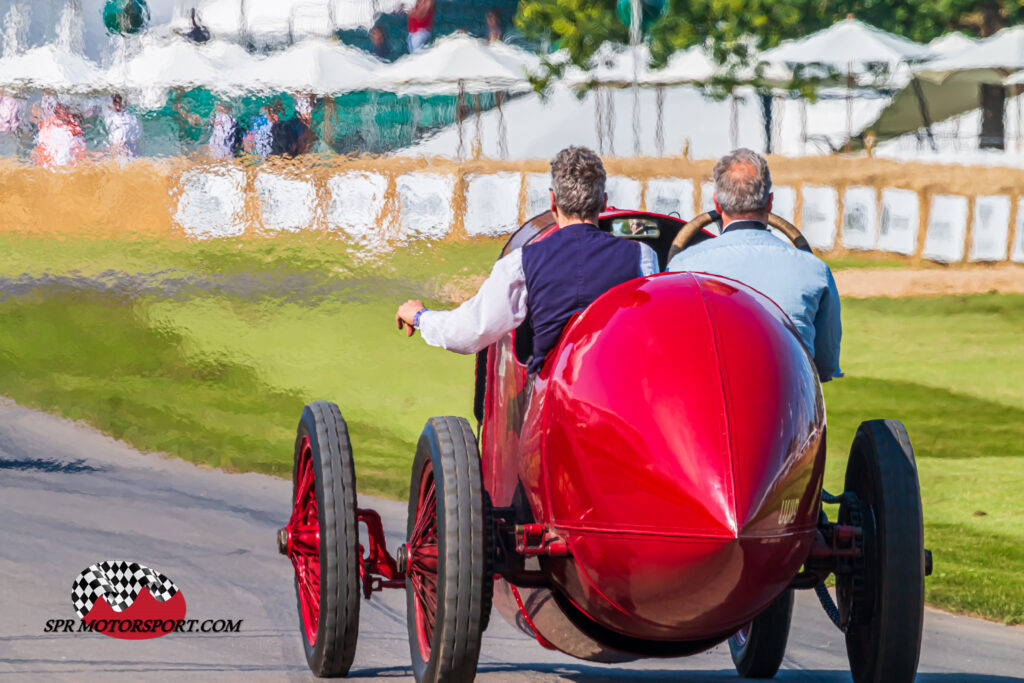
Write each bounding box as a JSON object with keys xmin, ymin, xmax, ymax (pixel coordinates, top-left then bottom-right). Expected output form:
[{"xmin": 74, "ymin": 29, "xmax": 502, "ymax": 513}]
[{"xmin": 351, "ymin": 663, "xmax": 1024, "ymax": 682}]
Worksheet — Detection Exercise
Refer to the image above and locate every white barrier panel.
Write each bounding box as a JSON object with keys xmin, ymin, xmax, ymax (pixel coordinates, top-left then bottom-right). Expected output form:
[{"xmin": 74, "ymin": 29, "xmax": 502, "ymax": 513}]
[
  {"xmin": 772, "ymin": 186, "xmax": 796, "ymax": 223},
  {"xmin": 700, "ymin": 181, "xmax": 716, "ymax": 213},
  {"xmin": 842, "ymin": 186, "xmax": 879, "ymax": 251},
  {"xmin": 326, "ymin": 172, "xmax": 387, "ymax": 240},
  {"xmin": 646, "ymin": 178, "xmax": 694, "ymax": 219},
  {"xmin": 174, "ymin": 168, "xmax": 246, "ymax": 239},
  {"xmin": 766, "ymin": 185, "xmax": 796, "ymax": 245},
  {"xmin": 523, "ymin": 173, "xmax": 549, "ymax": 219},
  {"xmin": 969, "ymin": 194, "xmax": 1010, "ymax": 262},
  {"xmin": 607, "ymin": 176, "xmax": 642, "ymax": 211},
  {"xmin": 923, "ymin": 194, "xmax": 969, "ymax": 263},
  {"xmin": 878, "ymin": 188, "xmax": 919, "ymax": 255},
  {"xmin": 1013, "ymin": 198, "xmax": 1024, "ymax": 264},
  {"xmin": 397, "ymin": 172, "xmax": 455, "ymax": 240},
  {"xmin": 256, "ymin": 173, "xmax": 317, "ymax": 232},
  {"xmin": 800, "ymin": 185, "xmax": 838, "ymax": 250},
  {"xmin": 465, "ymin": 173, "xmax": 521, "ymax": 236}
]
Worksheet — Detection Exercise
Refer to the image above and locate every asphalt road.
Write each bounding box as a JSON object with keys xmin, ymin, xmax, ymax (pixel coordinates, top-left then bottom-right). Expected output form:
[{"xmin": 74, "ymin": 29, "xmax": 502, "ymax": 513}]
[{"xmin": 1, "ymin": 399, "xmax": 1022, "ymax": 682}]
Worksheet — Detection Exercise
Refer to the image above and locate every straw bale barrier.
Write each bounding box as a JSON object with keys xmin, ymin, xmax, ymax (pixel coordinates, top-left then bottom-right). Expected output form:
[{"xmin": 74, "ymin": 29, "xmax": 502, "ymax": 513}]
[{"xmin": 2, "ymin": 155, "xmax": 1024, "ymax": 265}]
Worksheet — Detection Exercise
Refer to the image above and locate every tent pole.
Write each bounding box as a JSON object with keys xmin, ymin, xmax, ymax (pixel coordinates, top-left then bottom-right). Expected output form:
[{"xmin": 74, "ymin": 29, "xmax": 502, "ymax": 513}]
[
  {"xmin": 801, "ymin": 98, "xmax": 807, "ymax": 154},
  {"xmin": 456, "ymin": 79, "xmax": 465, "ymax": 159},
  {"xmin": 845, "ymin": 61, "xmax": 852, "ymax": 152},
  {"xmin": 910, "ymin": 76, "xmax": 937, "ymax": 152},
  {"xmin": 730, "ymin": 89, "xmax": 738, "ymax": 148},
  {"xmin": 655, "ymin": 86, "xmax": 665, "ymax": 156}
]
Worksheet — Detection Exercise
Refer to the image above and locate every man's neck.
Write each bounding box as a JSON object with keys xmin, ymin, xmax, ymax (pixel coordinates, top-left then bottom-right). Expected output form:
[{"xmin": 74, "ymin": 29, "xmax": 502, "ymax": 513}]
[{"xmin": 555, "ymin": 214, "xmax": 598, "ymax": 229}]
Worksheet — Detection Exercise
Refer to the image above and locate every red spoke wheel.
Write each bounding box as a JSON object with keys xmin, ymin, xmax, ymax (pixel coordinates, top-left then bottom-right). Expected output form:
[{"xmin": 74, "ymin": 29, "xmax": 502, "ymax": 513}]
[
  {"xmin": 287, "ymin": 401, "xmax": 360, "ymax": 677},
  {"xmin": 405, "ymin": 416, "xmax": 490, "ymax": 683},
  {"xmin": 839, "ymin": 420, "xmax": 924, "ymax": 683},
  {"xmin": 727, "ymin": 588, "xmax": 793, "ymax": 679}
]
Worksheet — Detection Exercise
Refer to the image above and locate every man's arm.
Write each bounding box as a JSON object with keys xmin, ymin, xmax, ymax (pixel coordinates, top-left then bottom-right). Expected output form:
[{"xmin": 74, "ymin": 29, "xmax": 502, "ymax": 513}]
[
  {"xmin": 396, "ymin": 250, "xmax": 527, "ymax": 355},
  {"xmin": 813, "ymin": 266, "xmax": 842, "ymax": 381}
]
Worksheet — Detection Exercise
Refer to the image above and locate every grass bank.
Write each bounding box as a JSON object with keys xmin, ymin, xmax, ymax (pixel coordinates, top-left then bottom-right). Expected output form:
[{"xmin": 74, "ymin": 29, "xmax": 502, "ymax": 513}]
[{"xmin": 0, "ymin": 235, "xmax": 1021, "ymax": 623}]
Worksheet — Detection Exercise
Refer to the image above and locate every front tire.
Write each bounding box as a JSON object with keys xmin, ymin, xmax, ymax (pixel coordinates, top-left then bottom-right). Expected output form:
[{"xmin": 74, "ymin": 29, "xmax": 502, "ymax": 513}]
[
  {"xmin": 728, "ymin": 588, "xmax": 793, "ymax": 678},
  {"xmin": 289, "ymin": 401, "xmax": 360, "ymax": 677},
  {"xmin": 839, "ymin": 419, "xmax": 924, "ymax": 683},
  {"xmin": 405, "ymin": 417, "xmax": 489, "ymax": 683}
]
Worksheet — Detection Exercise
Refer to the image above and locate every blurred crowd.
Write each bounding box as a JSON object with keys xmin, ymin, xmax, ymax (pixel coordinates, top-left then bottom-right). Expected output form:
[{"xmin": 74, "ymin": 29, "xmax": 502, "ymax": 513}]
[{"xmin": 0, "ymin": 89, "xmax": 322, "ymax": 169}]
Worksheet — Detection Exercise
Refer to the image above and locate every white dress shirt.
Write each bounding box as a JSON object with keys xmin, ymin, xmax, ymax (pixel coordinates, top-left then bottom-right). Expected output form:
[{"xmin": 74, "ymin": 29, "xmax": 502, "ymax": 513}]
[{"xmin": 419, "ymin": 240, "xmax": 659, "ymax": 355}]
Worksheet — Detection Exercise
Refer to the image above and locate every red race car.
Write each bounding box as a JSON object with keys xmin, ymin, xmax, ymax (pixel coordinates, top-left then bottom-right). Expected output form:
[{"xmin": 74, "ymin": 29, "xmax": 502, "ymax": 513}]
[{"xmin": 278, "ymin": 207, "xmax": 931, "ymax": 682}]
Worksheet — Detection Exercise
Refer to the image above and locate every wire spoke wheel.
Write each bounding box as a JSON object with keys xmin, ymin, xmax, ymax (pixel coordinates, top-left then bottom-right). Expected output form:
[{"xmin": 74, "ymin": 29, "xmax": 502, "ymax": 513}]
[
  {"xmin": 405, "ymin": 416, "xmax": 491, "ymax": 683},
  {"xmin": 287, "ymin": 401, "xmax": 360, "ymax": 678},
  {"xmin": 839, "ymin": 420, "xmax": 924, "ymax": 683}
]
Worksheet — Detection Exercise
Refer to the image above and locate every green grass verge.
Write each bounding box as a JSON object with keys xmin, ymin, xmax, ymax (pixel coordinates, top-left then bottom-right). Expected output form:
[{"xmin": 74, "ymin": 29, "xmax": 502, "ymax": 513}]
[{"xmin": 1, "ymin": 235, "xmax": 1022, "ymax": 623}]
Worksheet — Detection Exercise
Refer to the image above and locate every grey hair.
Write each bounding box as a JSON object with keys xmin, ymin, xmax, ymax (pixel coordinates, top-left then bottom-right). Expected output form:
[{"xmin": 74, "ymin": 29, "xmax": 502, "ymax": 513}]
[
  {"xmin": 713, "ymin": 148, "xmax": 772, "ymax": 214},
  {"xmin": 550, "ymin": 146, "xmax": 606, "ymax": 218}
]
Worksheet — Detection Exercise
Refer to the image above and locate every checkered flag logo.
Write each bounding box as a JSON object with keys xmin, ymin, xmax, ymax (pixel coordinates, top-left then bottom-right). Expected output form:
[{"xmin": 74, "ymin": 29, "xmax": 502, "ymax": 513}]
[{"xmin": 71, "ymin": 561, "xmax": 179, "ymax": 619}]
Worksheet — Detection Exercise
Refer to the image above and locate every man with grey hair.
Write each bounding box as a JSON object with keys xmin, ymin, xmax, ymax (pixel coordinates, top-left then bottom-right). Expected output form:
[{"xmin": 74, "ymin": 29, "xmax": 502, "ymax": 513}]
[
  {"xmin": 667, "ymin": 148, "xmax": 842, "ymax": 381},
  {"xmin": 396, "ymin": 146, "xmax": 658, "ymax": 372}
]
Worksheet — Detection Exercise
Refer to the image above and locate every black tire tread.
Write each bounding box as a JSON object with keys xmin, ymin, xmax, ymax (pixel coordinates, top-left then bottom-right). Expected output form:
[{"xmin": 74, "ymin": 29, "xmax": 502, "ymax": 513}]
[
  {"xmin": 843, "ymin": 419, "xmax": 924, "ymax": 683},
  {"xmin": 298, "ymin": 401, "xmax": 360, "ymax": 678},
  {"xmin": 728, "ymin": 588, "xmax": 793, "ymax": 678},
  {"xmin": 407, "ymin": 416, "xmax": 489, "ymax": 683}
]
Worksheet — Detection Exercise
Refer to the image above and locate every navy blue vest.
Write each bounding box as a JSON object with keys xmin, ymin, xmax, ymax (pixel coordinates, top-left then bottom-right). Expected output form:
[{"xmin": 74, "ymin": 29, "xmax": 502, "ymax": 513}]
[{"xmin": 521, "ymin": 223, "xmax": 642, "ymax": 373}]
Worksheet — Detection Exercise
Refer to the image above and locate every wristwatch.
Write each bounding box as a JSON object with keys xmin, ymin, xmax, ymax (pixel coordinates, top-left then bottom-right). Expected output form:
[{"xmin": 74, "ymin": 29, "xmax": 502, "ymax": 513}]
[{"xmin": 413, "ymin": 308, "xmax": 429, "ymax": 329}]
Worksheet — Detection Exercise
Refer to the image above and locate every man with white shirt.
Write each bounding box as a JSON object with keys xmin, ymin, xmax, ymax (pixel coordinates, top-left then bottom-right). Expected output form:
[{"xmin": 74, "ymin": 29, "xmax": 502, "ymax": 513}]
[
  {"xmin": 396, "ymin": 146, "xmax": 659, "ymax": 373},
  {"xmin": 667, "ymin": 148, "xmax": 842, "ymax": 381},
  {"xmin": 104, "ymin": 94, "xmax": 141, "ymax": 160}
]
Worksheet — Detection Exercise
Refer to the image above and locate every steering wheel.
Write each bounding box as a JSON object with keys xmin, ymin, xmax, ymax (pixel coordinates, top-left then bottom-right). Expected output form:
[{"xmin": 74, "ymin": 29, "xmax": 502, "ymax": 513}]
[{"xmin": 666, "ymin": 212, "xmax": 813, "ymax": 263}]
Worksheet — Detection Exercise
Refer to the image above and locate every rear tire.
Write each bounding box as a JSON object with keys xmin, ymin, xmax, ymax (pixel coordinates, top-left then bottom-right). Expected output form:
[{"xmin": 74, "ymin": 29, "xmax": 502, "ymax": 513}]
[
  {"xmin": 839, "ymin": 420, "xmax": 924, "ymax": 683},
  {"xmin": 728, "ymin": 589, "xmax": 793, "ymax": 678},
  {"xmin": 291, "ymin": 401, "xmax": 360, "ymax": 677},
  {"xmin": 405, "ymin": 417, "xmax": 489, "ymax": 683}
]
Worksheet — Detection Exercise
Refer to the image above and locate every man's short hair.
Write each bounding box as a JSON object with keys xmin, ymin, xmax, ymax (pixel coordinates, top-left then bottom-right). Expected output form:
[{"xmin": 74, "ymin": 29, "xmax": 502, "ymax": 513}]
[
  {"xmin": 713, "ymin": 148, "xmax": 772, "ymax": 214},
  {"xmin": 550, "ymin": 146, "xmax": 606, "ymax": 218}
]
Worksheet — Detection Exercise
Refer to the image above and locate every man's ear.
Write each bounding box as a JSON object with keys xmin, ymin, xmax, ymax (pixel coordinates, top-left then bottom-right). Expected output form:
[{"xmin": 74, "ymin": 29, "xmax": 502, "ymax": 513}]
[
  {"xmin": 550, "ymin": 190, "xmax": 558, "ymax": 216},
  {"xmin": 765, "ymin": 192, "xmax": 774, "ymax": 215},
  {"xmin": 713, "ymin": 194, "xmax": 722, "ymax": 215},
  {"xmin": 601, "ymin": 192, "xmax": 608, "ymax": 212}
]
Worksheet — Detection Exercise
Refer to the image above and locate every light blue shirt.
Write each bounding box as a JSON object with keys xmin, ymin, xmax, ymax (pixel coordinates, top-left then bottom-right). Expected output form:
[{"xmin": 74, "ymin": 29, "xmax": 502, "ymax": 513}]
[{"xmin": 667, "ymin": 223, "xmax": 842, "ymax": 381}]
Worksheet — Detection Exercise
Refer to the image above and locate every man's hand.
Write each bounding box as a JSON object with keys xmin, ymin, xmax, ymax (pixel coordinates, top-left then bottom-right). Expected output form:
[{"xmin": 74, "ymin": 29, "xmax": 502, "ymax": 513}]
[{"xmin": 396, "ymin": 299, "xmax": 425, "ymax": 338}]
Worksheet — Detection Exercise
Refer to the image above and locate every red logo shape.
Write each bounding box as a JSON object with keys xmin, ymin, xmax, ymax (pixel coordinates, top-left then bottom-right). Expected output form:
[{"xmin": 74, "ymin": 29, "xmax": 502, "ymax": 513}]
[{"xmin": 72, "ymin": 561, "xmax": 186, "ymax": 640}]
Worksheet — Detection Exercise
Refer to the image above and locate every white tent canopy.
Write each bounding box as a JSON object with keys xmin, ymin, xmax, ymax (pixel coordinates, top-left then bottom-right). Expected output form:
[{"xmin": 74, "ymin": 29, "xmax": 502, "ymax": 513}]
[
  {"xmin": 105, "ymin": 38, "xmax": 245, "ymax": 92},
  {"xmin": 373, "ymin": 34, "xmax": 535, "ymax": 95},
  {"xmin": 762, "ymin": 17, "xmax": 931, "ymax": 72},
  {"xmin": 227, "ymin": 38, "xmax": 381, "ymax": 95},
  {"xmin": 642, "ymin": 45, "xmax": 718, "ymax": 86},
  {"xmin": 927, "ymin": 32, "xmax": 977, "ymax": 57},
  {"xmin": 0, "ymin": 44, "xmax": 104, "ymax": 93},
  {"xmin": 919, "ymin": 25, "xmax": 1024, "ymax": 84}
]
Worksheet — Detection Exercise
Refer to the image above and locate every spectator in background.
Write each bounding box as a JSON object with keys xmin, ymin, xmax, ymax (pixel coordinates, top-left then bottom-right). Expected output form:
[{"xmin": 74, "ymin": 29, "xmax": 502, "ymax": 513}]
[
  {"xmin": 208, "ymin": 101, "xmax": 239, "ymax": 159},
  {"xmin": 0, "ymin": 88, "xmax": 26, "ymax": 157},
  {"xmin": 485, "ymin": 8, "xmax": 503, "ymax": 42},
  {"xmin": 369, "ymin": 25, "xmax": 391, "ymax": 61},
  {"xmin": 0, "ymin": 88, "xmax": 22, "ymax": 136},
  {"xmin": 406, "ymin": 0, "xmax": 435, "ymax": 53},
  {"xmin": 185, "ymin": 9, "xmax": 210, "ymax": 44},
  {"xmin": 32, "ymin": 103, "xmax": 87, "ymax": 169},
  {"xmin": 271, "ymin": 96, "xmax": 315, "ymax": 157},
  {"xmin": 243, "ymin": 105, "xmax": 275, "ymax": 158},
  {"xmin": 104, "ymin": 94, "xmax": 141, "ymax": 160}
]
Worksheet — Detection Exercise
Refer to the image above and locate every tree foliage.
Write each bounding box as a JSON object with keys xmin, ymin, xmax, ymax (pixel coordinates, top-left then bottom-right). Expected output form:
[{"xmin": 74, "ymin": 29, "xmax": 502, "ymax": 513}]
[{"xmin": 515, "ymin": 0, "xmax": 1024, "ymax": 72}]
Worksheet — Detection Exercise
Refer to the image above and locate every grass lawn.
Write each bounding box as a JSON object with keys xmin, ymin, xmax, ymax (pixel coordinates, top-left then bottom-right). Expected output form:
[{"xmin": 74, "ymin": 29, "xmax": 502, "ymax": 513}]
[{"xmin": 0, "ymin": 234, "xmax": 1022, "ymax": 624}]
